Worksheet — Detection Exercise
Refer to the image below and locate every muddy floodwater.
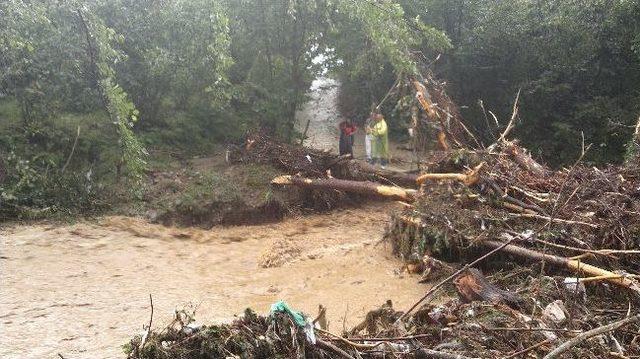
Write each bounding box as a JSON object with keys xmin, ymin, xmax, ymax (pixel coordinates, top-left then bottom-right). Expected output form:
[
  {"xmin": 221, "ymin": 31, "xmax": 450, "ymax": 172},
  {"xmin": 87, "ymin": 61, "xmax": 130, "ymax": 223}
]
[{"xmin": 1, "ymin": 204, "xmax": 425, "ymax": 358}]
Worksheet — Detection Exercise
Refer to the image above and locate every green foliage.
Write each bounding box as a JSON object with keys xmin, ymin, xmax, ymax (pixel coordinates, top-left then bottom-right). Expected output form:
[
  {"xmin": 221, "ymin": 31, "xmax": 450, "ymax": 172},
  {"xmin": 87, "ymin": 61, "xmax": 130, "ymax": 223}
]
[
  {"xmin": 78, "ymin": 9, "xmax": 148, "ymax": 187},
  {"xmin": 417, "ymin": 0, "xmax": 640, "ymax": 165},
  {"xmin": 95, "ymin": 0, "xmax": 233, "ymax": 129},
  {"xmin": 177, "ymin": 172, "xmax": 240, "ymax": 210},
  {"xmin": 0, "ymin": 1, "xmax": 101, "ymax": 119},
  {"xmin": 330, "ymin": 0, "xmax": 451, "ymax": 127},
  {"xmin": 224, "ymin": 0, "xmax": 331, "ymax": 140},
  {"xmin": 334, "ymin": 0, "xmax": 450, "ymax": 75},
  {"xmin": 0, "ymin": 147, "xmax": 106, "ymax": 220},
  {"xmin": 3, "ymin": 0, "xmax": 639, "ymax": 219}
]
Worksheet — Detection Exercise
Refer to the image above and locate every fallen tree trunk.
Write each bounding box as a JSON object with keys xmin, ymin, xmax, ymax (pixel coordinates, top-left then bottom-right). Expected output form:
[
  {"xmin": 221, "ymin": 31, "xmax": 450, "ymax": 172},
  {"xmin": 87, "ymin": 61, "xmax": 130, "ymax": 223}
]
[
  {"xmin": 272, "ymin": 175, "xmax": 416, "ymax": 202},
  {"xmin": 393, "ymin": 215, "xmax": 640, "ymax": 293},
  {"xmin": 543, "ymin": 314, "xmax": 640, "ymax": 359},
  {"xmin": 339, "ymin": 160, "xmax": 420, "ymax": 188},
  {"xmin": 483, "ymin": 240, "xmax": 640, "ymax": 293},
  {"xmin": 239, "ymin": 132, "xmax": 421, "ymax": 187}
]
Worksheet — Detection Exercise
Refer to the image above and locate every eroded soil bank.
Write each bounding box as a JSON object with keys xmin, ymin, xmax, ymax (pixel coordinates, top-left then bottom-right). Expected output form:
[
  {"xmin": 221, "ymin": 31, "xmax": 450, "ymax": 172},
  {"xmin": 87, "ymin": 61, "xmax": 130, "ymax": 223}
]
[{"xmin": 0, "ymin": 203, "xmax": 425, "ymax": 358}]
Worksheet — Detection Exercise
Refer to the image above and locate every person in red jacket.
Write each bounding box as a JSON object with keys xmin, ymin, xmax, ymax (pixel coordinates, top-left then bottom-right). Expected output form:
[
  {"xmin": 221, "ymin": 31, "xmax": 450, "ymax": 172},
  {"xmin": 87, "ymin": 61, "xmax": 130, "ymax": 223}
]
[{"xmin": 338, "ymin": 118, "xmax": 357, "ymax": 156}]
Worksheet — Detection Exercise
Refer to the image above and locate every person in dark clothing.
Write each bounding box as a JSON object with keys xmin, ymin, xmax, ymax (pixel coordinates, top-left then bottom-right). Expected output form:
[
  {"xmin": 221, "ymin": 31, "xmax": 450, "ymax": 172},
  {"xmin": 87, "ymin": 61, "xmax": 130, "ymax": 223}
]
[{"xmin": 338, "ymin": 119, "xmax": 357, "ymax": 156}]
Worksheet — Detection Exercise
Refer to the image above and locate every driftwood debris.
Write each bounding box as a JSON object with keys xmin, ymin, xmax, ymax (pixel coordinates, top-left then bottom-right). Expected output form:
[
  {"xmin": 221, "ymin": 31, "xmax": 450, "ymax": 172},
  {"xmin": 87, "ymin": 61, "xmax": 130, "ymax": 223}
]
[
  {"xmin": 482, "ymin": 240, "xmax": 640, "ymax": 293},
  {"xmin": 504, "ymin": 142, "xmax": 548, "ymax": 177},
  {"xmin": 543, "ymin": 314, "xmax": 640, "ymax": 359},
  {"xmin": 416, "ymin": 162, "xmax": 484, "ymax": 186},
  {"xmin": 272, "ymin": 175, "xmax": 416, "ymax": 202},
  {"xmin": 396, "ymin": 214, "xmax": 639, "ymax": 293}
]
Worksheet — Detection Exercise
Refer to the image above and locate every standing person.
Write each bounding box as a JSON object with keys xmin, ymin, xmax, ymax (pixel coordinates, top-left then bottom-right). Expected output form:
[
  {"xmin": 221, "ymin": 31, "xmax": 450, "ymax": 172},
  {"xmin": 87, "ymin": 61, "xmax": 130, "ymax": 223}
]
[
  {"xmin": 371, "ymin": 113, "xmax": 389, "ymax": 168},
  {"xmin": 364, "ymin": 114, "xmax": 374, "ymax": 163},
  {"xmin": 338, "ymin": 118, "xmax": 357, "ymax": 156}
]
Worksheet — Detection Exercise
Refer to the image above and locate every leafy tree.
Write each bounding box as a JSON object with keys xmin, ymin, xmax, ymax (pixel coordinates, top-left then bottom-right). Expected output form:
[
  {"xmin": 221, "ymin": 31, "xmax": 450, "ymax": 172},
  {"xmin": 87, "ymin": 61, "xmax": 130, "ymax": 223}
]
[
  {"xmin": 224, "ymin": 0, "xmax": 331, "ymax": 140},
  {"xmin": 0, "ymin": 2, "xmax": 149, "ymax": 216},
  {"xmin": 76, "ymin": 7, "xmax": 147, "ymax": 185},
  {"xmin": 417, "ymin": 0, "xmax": 640, "ymax": 164},
  {"xmin": 94, "ymin": 0, "xmax": 233, "ymax": 131},
  {"xmin": 329, "ymin": 0, "xmax": 451, "ymax": 128}
]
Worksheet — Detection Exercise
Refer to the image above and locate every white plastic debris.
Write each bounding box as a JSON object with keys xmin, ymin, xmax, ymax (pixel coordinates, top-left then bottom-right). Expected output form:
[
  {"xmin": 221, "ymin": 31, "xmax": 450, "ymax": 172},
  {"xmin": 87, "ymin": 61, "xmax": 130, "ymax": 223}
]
[
  {"xmin": 303, "ymin": 321, "xmax": 316, "ymax": 344},
  {"xmin": 182, "ymin": 322, "xmax": 201, "ymax": 335},
  {"xmin": 428, "ymin": 306, "xmax": 445, "ymax": 322}
]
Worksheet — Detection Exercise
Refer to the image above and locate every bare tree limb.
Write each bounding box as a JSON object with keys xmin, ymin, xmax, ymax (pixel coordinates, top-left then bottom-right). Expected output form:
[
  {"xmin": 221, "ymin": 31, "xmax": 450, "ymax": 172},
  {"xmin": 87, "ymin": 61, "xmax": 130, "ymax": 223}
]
[
  {"xmin": 61, "ymin": 126, "xmax": 81, "ymax": 174},
  {"xmin": 543, "ymin": 314, "xmax": 640, "ymax": 359},
  {"xmin": 496, "ymin": 89, "xmax": 521, "ymax": 143}
]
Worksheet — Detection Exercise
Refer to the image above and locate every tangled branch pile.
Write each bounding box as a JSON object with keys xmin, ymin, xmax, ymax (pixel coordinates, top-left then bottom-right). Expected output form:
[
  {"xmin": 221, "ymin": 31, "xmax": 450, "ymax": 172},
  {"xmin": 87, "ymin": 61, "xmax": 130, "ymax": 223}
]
[
  {"xmin": 126, "ymin": 85, "xmax": 640, "ymax": 358},
  {"xmin": 234, "ymin": 131, "xmax": 419, "ymax": 187},
  {"xmin": 384, "ymin": 135, "xmax": 640, "ymax": 357},
  {"xmin": 390, "ymin": 139, "xmax": 640, "ymax": 275}
]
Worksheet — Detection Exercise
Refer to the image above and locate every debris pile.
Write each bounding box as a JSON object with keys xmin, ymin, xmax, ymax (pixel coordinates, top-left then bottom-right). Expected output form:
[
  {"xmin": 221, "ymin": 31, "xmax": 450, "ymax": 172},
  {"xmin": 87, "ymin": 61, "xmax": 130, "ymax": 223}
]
[
  {"xmin": 126, "ymin": 135, "xmax": 640, "ymax": 358},
  {"xmin": 125, "ymin": 307, "xmax": 339, "ymax": 359},
  {"xmin": 383, "ymin": 135, "xmax": 640, "ymax": 357},
  {"xmin": 235, "ymin": 131, "xmax": 420, "ymax": 187},
  {"xmin": 389, "ymin": 139, "xmax": 640, "ymax": 281},
  {"xmin": 126, "ymin": 85, "xmax": 640, "ymax": 358}
]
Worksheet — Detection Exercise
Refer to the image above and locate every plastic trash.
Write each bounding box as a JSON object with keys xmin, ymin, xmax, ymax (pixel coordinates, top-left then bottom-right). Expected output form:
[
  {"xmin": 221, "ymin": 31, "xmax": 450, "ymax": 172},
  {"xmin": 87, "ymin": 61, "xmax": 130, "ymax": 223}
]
[{"xmin": 270, "ymin": 300, "xmax": 316, "ymax": 344}]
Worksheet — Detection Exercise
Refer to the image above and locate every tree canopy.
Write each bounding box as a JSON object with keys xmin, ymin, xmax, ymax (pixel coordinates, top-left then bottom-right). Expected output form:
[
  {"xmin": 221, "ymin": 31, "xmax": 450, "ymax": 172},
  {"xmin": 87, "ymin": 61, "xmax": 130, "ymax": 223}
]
[{"xmin": 1, "ymin": 0, "xmax": 639, "ymax": 217}]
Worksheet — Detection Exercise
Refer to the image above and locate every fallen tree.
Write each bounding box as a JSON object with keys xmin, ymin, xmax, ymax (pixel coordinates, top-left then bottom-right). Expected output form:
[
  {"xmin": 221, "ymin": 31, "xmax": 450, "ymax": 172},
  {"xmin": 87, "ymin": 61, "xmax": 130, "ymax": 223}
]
[
  {"xmin": 234, "ymin": 131, "xmax": 420, "ymax": 188},
  {"xmin": 272, "ymin": 175, "xmax": 416, "ymax": 202}
]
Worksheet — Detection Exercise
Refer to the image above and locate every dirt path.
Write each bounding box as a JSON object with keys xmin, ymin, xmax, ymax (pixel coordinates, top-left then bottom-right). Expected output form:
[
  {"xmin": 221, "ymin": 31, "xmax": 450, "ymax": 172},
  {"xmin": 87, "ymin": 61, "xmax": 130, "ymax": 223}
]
[
  {"xmin": 295, "ymin": 77, "xmax": 419, "ymax": 171},
  {"xmin": 0, "ymin": 204, "xmax": 424, "ymax": 358}
]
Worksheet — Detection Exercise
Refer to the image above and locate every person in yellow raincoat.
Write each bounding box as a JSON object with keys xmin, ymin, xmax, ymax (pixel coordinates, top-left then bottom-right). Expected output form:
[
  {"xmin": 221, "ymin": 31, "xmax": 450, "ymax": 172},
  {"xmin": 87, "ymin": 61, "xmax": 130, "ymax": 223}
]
[{"xmin": 371, "ymin": 113, "xmax": 389, "ymax": 167}]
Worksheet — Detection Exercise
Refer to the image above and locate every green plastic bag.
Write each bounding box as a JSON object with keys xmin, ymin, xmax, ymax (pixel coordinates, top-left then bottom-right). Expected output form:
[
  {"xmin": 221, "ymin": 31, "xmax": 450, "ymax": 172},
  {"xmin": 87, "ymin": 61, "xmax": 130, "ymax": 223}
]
[{"xmin": 269, "ymin": 300, "xmax": 307, "ymax": 327}]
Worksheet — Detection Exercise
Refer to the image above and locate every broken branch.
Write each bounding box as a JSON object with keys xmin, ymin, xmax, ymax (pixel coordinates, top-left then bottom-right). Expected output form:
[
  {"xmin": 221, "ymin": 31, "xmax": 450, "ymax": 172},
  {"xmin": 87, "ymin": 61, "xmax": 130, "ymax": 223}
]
[
  {"xmin": 482, "ymin": 240, "xmax": 640, "ymax": 292},
  {"xmin": 416, "ymin": 162, "xmax": 485, "ymax": 186},
  {"xmin": 543, "ymin": 314, "xmax": 640, "ymax": 359}
]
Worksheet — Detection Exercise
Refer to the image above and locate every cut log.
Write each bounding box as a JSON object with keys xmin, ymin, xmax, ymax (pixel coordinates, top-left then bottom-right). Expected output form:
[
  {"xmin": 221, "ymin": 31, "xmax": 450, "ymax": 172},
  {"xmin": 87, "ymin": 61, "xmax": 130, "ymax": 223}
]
[
  {"xmin": 483, "ymin": 240, "xmax": 640, "ymax": 293},
  {"xmin": 272, "ymin": 175, "xmax": 416, "ymax": 202}
]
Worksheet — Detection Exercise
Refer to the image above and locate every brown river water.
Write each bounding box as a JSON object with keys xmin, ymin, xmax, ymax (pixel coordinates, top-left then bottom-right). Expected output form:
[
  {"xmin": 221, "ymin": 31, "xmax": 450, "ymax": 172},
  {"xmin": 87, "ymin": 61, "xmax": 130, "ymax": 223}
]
[{"xmin": 1, "ymin": 204, "xmax": 425, "ymax": 358}]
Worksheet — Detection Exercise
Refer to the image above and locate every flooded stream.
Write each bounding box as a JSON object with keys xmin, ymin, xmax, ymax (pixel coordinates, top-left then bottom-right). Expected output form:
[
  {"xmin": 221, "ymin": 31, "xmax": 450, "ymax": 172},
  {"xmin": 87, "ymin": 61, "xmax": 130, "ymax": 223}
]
[
  {"xmin": 0, "ymin": 77, "xmax": 426, "ymax": 358},
  {"xmin": 1, "ymin": 206, "xmax": 424, "ymax": 358}
]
